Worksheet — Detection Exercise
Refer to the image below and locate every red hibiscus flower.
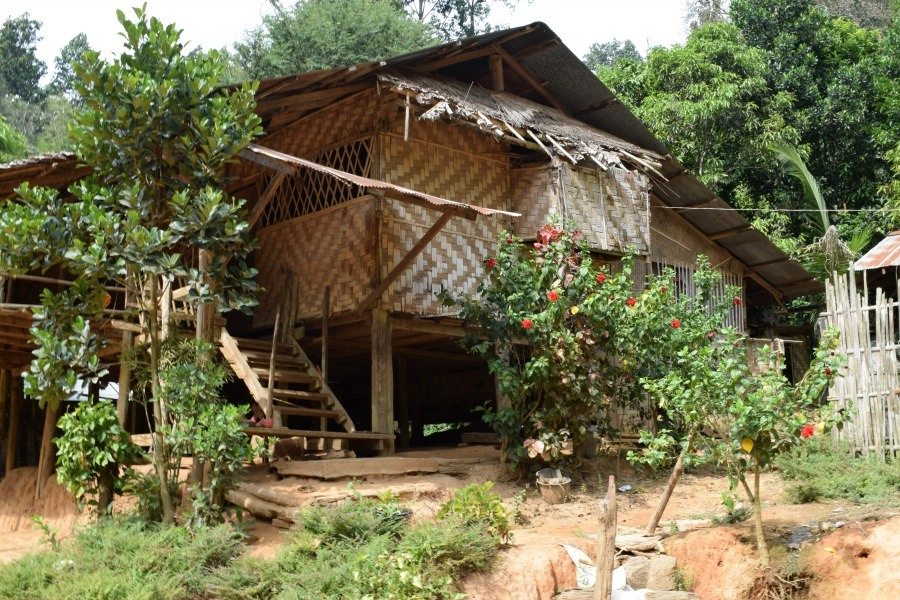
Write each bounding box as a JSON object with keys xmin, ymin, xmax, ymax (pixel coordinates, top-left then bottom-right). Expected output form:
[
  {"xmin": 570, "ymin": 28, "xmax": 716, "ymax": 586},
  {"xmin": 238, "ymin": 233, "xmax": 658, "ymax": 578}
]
[
  {"xmin": 800, "ymin": 424, "xmax": 815, "ymax": 439},
  {"xmin": 626, "ymin": 297, "xmax": 637, "ymax": 307},
  {"xmin": 660, "ymin": 286, "xmax": 668, "ymax": 295},
  {"xmin": 484, "ymin": 257, "xmax": 497, "ymax": 269},
  {"xmin": 596, "ymin": 273, "xmax": 607, "ymax": 284},
  {"xmin": 733, "ymin": 297, "xmax": 743, "ymax": 307},
  {"xmin": 533, "ymin": 242, "xmax": 543, "ymax": 250},
  {"xmin": 824, "ymin": 367, "xmax": 833, "ymax": 377},
  {"xmin": 521, "ymin": 318, "xmax": 534, "ymax": 330},
  {"xmin": 671, "ymin": 318, "xmax": 682, "ymax": 329},
  {"xmin": 547, "ymin": 289, "xmax": 560, "ymax": 302}
]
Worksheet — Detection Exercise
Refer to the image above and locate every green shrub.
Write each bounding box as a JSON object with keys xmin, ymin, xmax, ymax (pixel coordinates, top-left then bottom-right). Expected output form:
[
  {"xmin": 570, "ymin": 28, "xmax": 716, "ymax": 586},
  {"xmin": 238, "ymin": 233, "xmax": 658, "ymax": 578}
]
[
  {"xmin": 0, "ymin": 518, "xmax": 244, "ymax": 600},
  {"xmin": 294, "ymin": 495, "xmax": 410, "ymax": 544},
  {"xmin": 437, "ymin": 482, "xmax": 511, "ymax": 542},
  {"xmin": 775, "ymin": 437, "xmax": 900, "ymax": 506},
  {"xmin": 397, "ymin": 518, "xmax": 498, "ymax": 574}
]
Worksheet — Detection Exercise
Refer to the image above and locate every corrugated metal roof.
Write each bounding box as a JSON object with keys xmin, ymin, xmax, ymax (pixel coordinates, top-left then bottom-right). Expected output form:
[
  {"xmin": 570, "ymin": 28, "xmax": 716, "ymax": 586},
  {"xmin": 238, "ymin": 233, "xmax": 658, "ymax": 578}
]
[
  {"xmin": 240, "ymin": 144, "xmax": 519, "ymax": 220},
  {"xmin": 855, "ymin": 231, "xmax": 900, "ymax": 271}
]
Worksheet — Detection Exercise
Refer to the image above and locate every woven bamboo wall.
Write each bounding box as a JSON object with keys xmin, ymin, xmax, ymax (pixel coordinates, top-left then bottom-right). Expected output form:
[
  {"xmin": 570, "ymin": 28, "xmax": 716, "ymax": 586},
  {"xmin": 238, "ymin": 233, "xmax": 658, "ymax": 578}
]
[
  {"xmin": 509, "ymin": 162, "xmax": 650, "ymax": 254},
  {"xmin": 253, "ymin": 196, "xmax": 377, "ymax": 327},
  {"xmin": 650, "ymin": 197, "xmax": 737, "ymax": 272},
  {"xmin": 377, "ymin": 118, "xmax": 512, "ymax": 315}
]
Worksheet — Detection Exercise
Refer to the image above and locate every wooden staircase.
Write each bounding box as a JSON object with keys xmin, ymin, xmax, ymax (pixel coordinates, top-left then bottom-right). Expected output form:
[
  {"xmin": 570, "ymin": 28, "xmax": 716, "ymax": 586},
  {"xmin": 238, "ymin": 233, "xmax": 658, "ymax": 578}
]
[{"xmin": 218, "ymin": 328, "xmax": 392, "ymax": 453}]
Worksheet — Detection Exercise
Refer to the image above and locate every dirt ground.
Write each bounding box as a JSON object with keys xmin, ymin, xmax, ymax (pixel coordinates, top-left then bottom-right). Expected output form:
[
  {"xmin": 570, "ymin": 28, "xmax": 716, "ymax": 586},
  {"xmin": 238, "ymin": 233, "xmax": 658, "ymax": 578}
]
[{"xmin": 1, "ymin": 449, "xmax": 898, "ymax": 599}]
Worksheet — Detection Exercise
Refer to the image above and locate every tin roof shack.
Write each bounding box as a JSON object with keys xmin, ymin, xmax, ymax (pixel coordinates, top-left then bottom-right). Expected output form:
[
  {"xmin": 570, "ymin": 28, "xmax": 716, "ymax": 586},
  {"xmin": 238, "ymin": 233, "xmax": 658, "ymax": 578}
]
[{"xmin": 0, "ymin": 23, "xmax": 821, "ymax": 464}]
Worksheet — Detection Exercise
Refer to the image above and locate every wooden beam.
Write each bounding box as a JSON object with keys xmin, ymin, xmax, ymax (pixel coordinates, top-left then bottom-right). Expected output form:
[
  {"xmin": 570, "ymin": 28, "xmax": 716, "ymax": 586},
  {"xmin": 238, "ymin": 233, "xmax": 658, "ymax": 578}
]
[
  {"xmin": 259, "ymin": 83, "xmax": 370, "ymax": 113},
  {"xmin": 321, "ymin": 286, "xmax": 330, "ymax": 382},
  {"xmin": 492, "ymin": 45, "xmax": 567, "ymax": 112},
  {"xmin": 371, "ymin": 307, "xmax": 394, "ymax": 454},
  {"xmin": 672, "ymin": 197, "xmax": 718, "ymax": 211},
  {"xmin": 397, "ymin": 357, "xmax": 409, "ymax": 450},
  {"xmin": 248, "ymin": 171, "xmax": 288, "ymax": 228},
  {"xmin": 320, "ymin": 337, "xmax": 483, "ymax": 365},
  {"xmin": 357, "ymin": 212, "xmax": 454, "ymax": 314},
  {"xmin": 573, "ymin": 97, "xmax": 619, "ymax": 117},
  {"xmin": 417, "ymin": 45, "xmax": 497, "ymax": 72},
  {"xmin": 490, "ymin": 54, "xmax": 504, "ymax": 91},
  {"xmin": 238, "ymin": 147, "xmax": 296, "ymax": 176},
  {"xmin": 709, "ymin": 225, "xmax": 752, "ymax": 241}
]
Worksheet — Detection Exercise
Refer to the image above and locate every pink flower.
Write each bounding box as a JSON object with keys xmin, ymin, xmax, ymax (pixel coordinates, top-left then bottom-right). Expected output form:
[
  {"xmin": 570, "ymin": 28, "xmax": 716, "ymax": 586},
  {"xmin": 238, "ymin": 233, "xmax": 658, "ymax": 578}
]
[
  {"xmin": 800, "ymin": 424, "xmax": 815, "ymax": 439},
  {"xmin": 521, "ymin": 318, "xmax": 534, "ymax": 330},
  {"xmin": 671, "ymin": 318, "xmax": 681, "ymax": 329},
  {"xmin": 538, "ymin": 224, "xmax": 562, "ymax": 245},
  {"xmin": 249, "ymin": 416, "xmax": 258, "ymax": 425},
  {"xmin": 260, "ymin": 418, "xmax": 274, "ymax": 429},
  {"xmin": 533, "ymin": 242, "xmax": 543, "ymax": 250},
  {"xmin": 547, "ymin": 289, "xmax": 560, "ymax": 302},
  {"xmin": 485, "ymin": 257, "xmax": 497, "ymax": 269},
  {"xmin": 524, "ymin": 438, "xmax": 546, "ymax": 459}
]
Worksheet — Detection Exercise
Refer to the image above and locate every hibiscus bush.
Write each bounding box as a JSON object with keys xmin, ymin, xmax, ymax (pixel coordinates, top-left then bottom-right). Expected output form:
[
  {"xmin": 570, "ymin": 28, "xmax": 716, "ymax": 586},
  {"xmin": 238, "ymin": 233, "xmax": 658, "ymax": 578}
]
[{"xmin": 448, "ymin": 223, "xmax": 738, "ymax": 466}]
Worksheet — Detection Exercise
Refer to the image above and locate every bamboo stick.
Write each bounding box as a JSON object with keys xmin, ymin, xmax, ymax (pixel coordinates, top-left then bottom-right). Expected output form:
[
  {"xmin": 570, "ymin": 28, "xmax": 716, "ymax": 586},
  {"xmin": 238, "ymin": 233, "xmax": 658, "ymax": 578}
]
[{"xmin": 594, "ymin": 475, "xmax": 617, "ymax": 600}]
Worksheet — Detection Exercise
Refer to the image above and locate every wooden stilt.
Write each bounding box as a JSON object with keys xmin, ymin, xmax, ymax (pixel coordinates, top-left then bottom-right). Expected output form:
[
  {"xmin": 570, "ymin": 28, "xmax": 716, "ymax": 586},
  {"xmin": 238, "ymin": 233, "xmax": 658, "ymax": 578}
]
[
  {"xmin": 321, "ymin": 286, "xmax": 330, "ymax": 432},
  {"xmin": 397, "ymin": 357, "xmax": 409, "ymax": 450},
  {"xmin": 594, "ymin": 475, "xmax": 617, "ymax": 600},
  {"xmin": 116, "ymin": 331, "xmax": 134, "ymax": 427},
  {"xmin": 0, "ymin": 370, "xmax": 8, "ymax": 447},
  {"xmin": 371, "ymin": 307, "xmax": 394, "ymax": 454},
  {"xmin": 34, "ymin": 403, "xmax": 60, "ymax": 501},
  {"xmin": 5, "ymin": 376, "xmax": 22, "ymax": 476}
]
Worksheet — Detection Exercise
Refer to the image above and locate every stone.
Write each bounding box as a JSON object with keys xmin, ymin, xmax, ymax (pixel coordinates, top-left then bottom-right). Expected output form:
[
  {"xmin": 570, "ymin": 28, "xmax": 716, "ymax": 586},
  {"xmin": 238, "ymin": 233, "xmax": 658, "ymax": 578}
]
[{"xmin": 627, "ymin": 555, "xmax": 678, "ymax": 591}]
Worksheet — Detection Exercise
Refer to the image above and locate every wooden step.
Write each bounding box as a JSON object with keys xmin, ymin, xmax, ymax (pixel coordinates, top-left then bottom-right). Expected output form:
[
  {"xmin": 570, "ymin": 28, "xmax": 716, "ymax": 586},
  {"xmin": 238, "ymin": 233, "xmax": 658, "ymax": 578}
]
[
  {"xmin": 234, "ymin": 338, "xmax": 294, "ymax": 353},
  {"xmin": 272, "ymin": 389, "xmax": 330, "ymax": 403},
  {"xmin": 275, "ymin": 406, "xmax": 343, "ymax": 420},
  {"xmin": 244, "ymin": 354, "xmax": 308, "ymax": 369},
  {"xmin": 252, "ymin": 367, "xmax": 317, "ymax": 384},
  {"xmin": 244, "ymin": 426, "xmax": 393, "ymax": 441}
]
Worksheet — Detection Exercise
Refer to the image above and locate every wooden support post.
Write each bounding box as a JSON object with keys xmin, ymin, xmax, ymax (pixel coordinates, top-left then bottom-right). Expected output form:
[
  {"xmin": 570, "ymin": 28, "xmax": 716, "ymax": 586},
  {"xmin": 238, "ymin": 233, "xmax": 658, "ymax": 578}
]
[
  {"xmin": 320, "ymin": 286, "xmax": 330, "ymax": 432},
  {"xmin": 195, "ymin": 249, "xmax": 211, "ymax": 341},
  {"xmin": 0, "ymin": 369, "xmax": 8, "ymax": 443},
  {"xmin": 266, "ymin": 304, "xmax": 282, "ymax": 422},
  {"xmin": 397, "ymin": 357, "xmax": 409, "ymax": 450},
  {"xmin": 595, "ymin": 475, "xmax": 617, "ymax": 600},
  {"xmin": 34, "ymin": 403, "xmax": 59, "ymax": 501},
  {"xmin": 490, "ymin": 54, "xmax": 505, "ymax": 91},
  {"xmin": 117, "ymin": 331, "xmax": 134, "ymax": 427},
  {"xmin": 160, "ymin": 278, "xmax": 172, "ymax": 340},
  {"xmin": 371, "ymin": 307, "xmax": 394, "ymax": 454},
  {"xmin": 411, "ymin": 373, "xmax": 425, "ymax": 443},
  {"xmin": 5, "ymin": 376, "xmax": 21, "ymax": 475}
]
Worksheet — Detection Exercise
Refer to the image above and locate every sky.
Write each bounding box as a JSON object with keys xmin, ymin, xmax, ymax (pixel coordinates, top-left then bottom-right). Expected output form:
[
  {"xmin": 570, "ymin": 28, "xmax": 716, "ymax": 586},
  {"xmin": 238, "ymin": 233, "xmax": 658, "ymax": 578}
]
[{"xmin": 1, "ymin": 0, "xmax": 691, "ymax": 79}]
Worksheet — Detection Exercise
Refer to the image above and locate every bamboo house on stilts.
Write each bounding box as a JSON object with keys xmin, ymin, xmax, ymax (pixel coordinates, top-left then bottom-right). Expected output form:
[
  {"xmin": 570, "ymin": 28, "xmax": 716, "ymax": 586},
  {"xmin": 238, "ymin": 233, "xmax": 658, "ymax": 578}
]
[{"xmin": 0, "ymin": 23, "xmax": 821, "ymax": 472}]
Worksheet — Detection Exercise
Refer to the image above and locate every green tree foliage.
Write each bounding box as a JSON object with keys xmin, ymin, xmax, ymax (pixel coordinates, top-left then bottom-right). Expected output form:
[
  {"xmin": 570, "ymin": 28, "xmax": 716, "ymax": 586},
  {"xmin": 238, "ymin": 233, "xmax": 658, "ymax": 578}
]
[
  {"xmin": 684, "ymin": 0, "xmax": 730, "ymax": 30},
  {"xmin": 0, "ymin": 13, "xmax": 46, "ymax": 103},
  {"xmin": 583, "ymin": 39, "xmax": 642, "ymax": 71},
  {"xmin": 234, "ymin": 0, "xmax": 436, "ymax": 79},
  {"xmin": 398, "ymin": 0, "xmax": 517, "ymax": 39},
  {"xmin": 0, "ymin": 113, "xmax": 26, "ymax": 162},
  {"xmin": 48, "ymin": 33, "xmax": 93, "ymax": 99},
  {"xmin": 0, "ymin": 7, "xmax": 262, "ymax": 524},
  {"xmin": 731, "ymin": 0, "xmax": 894, "ymax": 237}
]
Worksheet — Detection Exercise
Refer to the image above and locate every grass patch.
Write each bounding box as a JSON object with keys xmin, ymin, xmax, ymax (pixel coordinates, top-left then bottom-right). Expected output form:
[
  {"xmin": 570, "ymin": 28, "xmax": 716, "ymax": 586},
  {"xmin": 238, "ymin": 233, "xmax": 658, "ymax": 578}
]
[
  {"xmin": 0, "ymin": 486, "xmax": 504, "ymax": 599},
  {"xmin": 775, "ymin": 437, "xmax": 900, "ymax": 506}
]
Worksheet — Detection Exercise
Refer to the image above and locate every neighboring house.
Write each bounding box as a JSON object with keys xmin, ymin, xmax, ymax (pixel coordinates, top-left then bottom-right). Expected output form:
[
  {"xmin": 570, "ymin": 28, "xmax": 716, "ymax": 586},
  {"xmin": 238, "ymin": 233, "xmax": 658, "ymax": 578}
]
[{"xmin": 0, "ymin": 23, "xmax": 820, "ymax": 462}]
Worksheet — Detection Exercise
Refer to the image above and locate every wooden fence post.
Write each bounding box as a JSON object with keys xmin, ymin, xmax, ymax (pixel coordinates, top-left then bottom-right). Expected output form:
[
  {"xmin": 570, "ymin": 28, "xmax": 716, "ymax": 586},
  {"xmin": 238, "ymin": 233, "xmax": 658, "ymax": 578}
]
[
  {"xmin": 5, "ymin": 376, "xmax": 22, "ymax": 476},
  {"xmin": 371, "ymin": 307, "xmax": 394, "ymax": 454},
  {"xmin": 594, "ymin": 475, "xmax": 617, "ymax": 600}
]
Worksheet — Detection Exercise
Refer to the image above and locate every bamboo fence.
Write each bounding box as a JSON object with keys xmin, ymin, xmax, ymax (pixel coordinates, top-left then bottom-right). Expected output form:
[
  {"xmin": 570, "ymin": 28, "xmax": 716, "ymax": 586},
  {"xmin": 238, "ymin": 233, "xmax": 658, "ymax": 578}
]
[{"xmin": 820, "ymin": 271, "xmax": 900, "ymax": 457}]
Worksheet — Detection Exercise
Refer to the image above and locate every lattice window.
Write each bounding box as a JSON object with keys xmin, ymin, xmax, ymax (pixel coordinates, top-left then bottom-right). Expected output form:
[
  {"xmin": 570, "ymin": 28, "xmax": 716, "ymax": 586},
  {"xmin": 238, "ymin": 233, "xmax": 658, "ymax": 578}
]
[
  {"xmin": 258, "ymin": 138, "xmax": 373, "ymax": 229},
  {"xmin": 651, "ymin": 261, "xmax": 746, "ymax": 331}
]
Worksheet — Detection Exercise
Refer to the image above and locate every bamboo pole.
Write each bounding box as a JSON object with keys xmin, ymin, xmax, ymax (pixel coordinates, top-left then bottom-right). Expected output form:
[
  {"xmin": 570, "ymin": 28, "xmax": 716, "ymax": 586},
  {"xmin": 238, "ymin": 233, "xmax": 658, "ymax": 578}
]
[{"xmin": 594, "ymin": 475, "xmax": 617, "ymax": 600}]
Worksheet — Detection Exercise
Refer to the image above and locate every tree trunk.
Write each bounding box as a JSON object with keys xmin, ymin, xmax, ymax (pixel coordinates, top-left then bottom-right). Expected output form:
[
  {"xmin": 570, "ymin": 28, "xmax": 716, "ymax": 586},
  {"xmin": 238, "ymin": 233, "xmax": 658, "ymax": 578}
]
[
  {"xmin": 34, "ymin": 403, "xmax": 60, "ymax": 502},
  {"xmin": 594, "ymin": 475, "xmax": 617, "ymax": 600},
  {"xmin": 116, "ymin": 331, "xmax": 134, "ymax": 427},
  {"xmin": 96, "ymin": 463, "xmax": 115, "ymax": 514},
  {"xmin": 752, "ymin": 463, "xmax": 769, "ymax": 567},
  {"xmin": 148, "ymin": 277, "xmax": 175, "ymax": 524},
  {"xmin": 645, "ymin": 431, "xmax": 695, "ymax": 534}
]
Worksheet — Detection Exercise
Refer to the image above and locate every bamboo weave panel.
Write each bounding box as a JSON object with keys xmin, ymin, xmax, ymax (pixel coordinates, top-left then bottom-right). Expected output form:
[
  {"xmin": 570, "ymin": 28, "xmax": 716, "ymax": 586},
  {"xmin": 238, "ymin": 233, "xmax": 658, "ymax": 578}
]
[
  {"xmin": 821, "ymin": 272, "xmax": 900, "ymax": 457},
  {"xmin": 254, "ymin": 198, "xmax": 377, "ymax": 327}
]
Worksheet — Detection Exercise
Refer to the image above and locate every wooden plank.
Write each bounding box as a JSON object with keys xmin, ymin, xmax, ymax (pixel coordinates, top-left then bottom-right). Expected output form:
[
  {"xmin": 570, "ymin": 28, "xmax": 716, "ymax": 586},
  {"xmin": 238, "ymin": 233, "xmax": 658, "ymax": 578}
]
[
  {"xmin": 243, "ymin": 426, "xmax": 392, "ymax": 440},
  {"xmin": 252, "ymin": 367, "xmax": 316, "ymax": 385},
  {"xmin": 271, "ymin": 389, "xmax": 330, "ymax": 402},
  {"xmin": 490, "ymin": 54, "xmax": 504, "ymax": 91},
  {"xmin": 275, "ymin": 405, "xmax": 342, "ymax": 420},
  {"xmin": 356, "ymin": 212, "xmax": 454, "ymax": 314},
  {"xmin": 248, "ymin": 171, "xmax": 288, "ymax": 228},
  {"xmin": 371, "ymin": 307, "xmax": 394, "ymax": 454},
  {"xmin": 492, "ymin": 44, "xmax": 567, "ymax": 112}
]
